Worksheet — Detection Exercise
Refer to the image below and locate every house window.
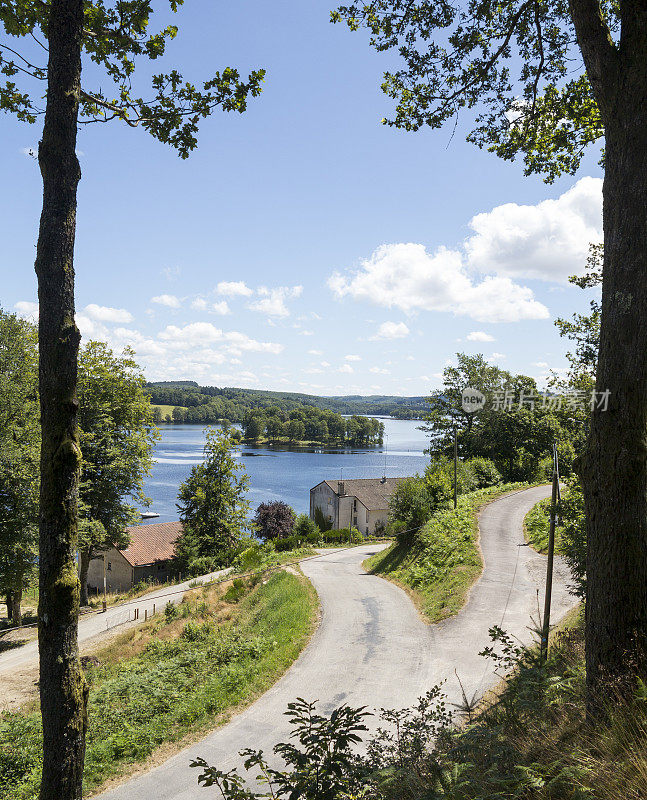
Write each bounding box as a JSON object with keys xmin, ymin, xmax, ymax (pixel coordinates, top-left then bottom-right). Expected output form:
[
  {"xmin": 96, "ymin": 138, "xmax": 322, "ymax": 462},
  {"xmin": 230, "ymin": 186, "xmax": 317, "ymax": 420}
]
[
  {"xmin": 353, "ymin": 516, "xmax": 357, "ymax": 526},
  {"xmin": 107, "ymin": 562, "xmax": 112, "ymax": 571},
  {"xmin": 353, "ymin": 499, "xmax": 357, "ymax": 512}
]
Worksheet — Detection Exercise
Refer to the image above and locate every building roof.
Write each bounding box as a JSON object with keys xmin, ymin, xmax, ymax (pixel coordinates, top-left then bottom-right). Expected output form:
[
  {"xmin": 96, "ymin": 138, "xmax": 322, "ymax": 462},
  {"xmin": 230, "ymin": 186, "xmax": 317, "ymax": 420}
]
[
  {"xmin": 321, "ymin": 477, "xmax": 408, "ymax": 511},
  {"xmin": 118, "ymin": 521, "xmax": 182, "ymax": 567}
]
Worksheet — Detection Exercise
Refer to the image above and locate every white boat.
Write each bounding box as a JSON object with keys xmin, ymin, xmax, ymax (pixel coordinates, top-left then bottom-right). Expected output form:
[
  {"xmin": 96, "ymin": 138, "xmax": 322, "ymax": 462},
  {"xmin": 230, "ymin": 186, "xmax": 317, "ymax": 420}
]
[{"xmin": 140, "ymin": 511, "xmax": 160, "ymax": 520}]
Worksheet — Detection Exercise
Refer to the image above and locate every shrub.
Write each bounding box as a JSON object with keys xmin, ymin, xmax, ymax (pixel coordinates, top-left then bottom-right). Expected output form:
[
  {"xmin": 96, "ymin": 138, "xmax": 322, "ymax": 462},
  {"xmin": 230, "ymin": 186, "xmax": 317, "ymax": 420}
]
[
  {"xmin": 467, "ymin": 457, "xmax": 502, "ymax": 488},
  {"xmin": 313, "ymin": 506, "xmax": 332, "ymax": 532},
  {"xmin": 164, "ymin": 601, "xmax": 178, "ymax": 621},
  {"xmin": 223, "ymin": 578, "xmax": 247, "ymax": 603},
  {"xmin": 559, "ymin": 478, "xmax": 586, "ymax": 597},
  {"xmin": 293, "ymin": 514, "xmax": 319, "ymax": 542},
  {"xmin": 274, "ymin": 536, "xmax": 298, "ymax": 552}
]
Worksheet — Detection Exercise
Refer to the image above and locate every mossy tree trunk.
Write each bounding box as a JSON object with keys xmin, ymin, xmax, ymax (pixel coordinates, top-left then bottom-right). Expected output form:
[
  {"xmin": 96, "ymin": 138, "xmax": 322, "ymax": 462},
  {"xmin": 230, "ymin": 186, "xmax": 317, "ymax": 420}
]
[{"xmin": 35, "ymin": 1, "xmax": 88, "ymax": 798}]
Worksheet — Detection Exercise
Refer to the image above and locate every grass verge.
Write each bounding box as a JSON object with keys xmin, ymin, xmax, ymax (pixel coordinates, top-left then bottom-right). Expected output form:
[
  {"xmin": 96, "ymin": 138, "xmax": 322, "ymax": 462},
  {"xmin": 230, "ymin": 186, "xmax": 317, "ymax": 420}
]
[
  {"xmin": 435, "ymin": 605, "xmax": 647, "ymax": 800},
  {"xmin": 523, "ymin": 495, "xmax": 563, "ymax": 554},
  {"xmin": 363, "ymin": 483, "xmax": 528, "ymax": 623},
  {"xmin": 0, "ymin": 569, "xmax": 318, "ymax": 799}
]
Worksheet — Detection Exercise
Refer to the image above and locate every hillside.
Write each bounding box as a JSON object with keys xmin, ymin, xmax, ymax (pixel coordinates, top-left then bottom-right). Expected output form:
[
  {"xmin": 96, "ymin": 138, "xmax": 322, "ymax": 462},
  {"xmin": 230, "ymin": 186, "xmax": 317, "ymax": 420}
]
[{"xmin": 145, "ymin": 382, "xmax": 427, "ymax": 420}]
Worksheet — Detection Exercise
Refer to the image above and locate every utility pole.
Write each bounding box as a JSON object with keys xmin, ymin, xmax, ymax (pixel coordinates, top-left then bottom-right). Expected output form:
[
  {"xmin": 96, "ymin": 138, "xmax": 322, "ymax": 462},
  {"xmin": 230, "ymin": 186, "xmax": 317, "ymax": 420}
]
[
  {"xmin": 453, "ymin": 427, "xmax": 458, "ymax": 509},
  {"xmin": 540, "ymin": 443, "xmax": 560, "ymax": 663}
]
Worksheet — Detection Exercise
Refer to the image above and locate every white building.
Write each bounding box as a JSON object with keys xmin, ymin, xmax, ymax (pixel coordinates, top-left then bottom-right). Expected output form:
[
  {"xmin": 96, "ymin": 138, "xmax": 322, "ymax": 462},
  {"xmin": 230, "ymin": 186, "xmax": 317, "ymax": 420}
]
[{"xmin": 309, "ymin": 477, "xmax": 408, "ymax": 535}]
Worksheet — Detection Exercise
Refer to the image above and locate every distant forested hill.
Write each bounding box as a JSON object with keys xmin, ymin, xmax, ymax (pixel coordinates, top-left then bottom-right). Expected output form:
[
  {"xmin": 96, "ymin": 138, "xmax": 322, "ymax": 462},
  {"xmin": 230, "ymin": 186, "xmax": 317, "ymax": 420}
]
[{"xmin": 145, "ymin": 382, "xmax": 427, "ymax": 421}]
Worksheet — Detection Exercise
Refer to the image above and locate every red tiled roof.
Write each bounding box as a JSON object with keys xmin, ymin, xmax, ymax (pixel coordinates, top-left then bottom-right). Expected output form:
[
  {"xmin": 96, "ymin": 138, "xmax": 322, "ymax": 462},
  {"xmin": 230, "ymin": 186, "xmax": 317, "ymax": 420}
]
[{"xmin": 118, "ymin": 521, "xmax": 182, "ymax": 567}]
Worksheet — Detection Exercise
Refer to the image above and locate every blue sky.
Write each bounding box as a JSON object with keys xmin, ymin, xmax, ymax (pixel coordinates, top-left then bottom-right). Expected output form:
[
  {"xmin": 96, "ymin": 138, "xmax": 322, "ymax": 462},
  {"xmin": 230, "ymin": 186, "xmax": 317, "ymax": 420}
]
[{"xmin": 1, "ymin": 0, "xmax": 602, "ymax": 396}]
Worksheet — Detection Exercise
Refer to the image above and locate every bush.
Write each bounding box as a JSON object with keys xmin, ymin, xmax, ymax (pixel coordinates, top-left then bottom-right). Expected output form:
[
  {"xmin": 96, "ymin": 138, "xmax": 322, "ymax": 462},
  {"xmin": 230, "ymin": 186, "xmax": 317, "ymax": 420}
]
[
  {"xmin": 321, "ymin": 527, "xmax": 363, "ymax": 545},
  {"xmin": 164, "ymin": 601, "xmax": 178, "ymax": 621},
  {"xmin": 293, "ymin": 513, "xmax": 319, "ymax": 541},
  {"xmin": 274, "ymin": 536, "xmax": 297, "ymax": 552},
  {"xmin": 559, "ymin": 478, "xmax": 586, "ymax": 597},
  {"xmin": 187, "ymin": 555, "xmax": 229, "ymax": 577},
  {"xmin": 233, "ymin": 544, "xmax": 266, "ymax": 572},
  {"xmin": 467, "ymin": 457, "xmax": 502, "ymax": 488},
  {"xmin": 223, "ymin": 578, "xmax": 247, "ymax": 603}
]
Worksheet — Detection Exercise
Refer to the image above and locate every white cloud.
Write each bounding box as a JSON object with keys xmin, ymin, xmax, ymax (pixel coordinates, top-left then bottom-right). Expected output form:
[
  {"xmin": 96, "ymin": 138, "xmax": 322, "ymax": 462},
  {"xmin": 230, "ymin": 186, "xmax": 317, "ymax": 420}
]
[
  {"xmin": 216, "ymin": 281, "xmax": 253, "ymax": 297},
  {"xmin": 158, "ymin": 322, "xmax": 283, "ymax": 354},
  {"xmin": 14, "ymin": 301, "xmax": 38, "ymax": 319},
  {"xmin": 321, "ymin": 361, "xmax": 331, "ymax": 368},
  {"xmin": 345, "ymin": 354, "xmax": 361, "ymax": 362},
  {"xmin": 248, "ymin": 285, "xmax": 303, "ymax": 318},
  {"xmin": 370, "ymin": 366, "xmax": 390, "ymax": 374},
  {"xmin": 151, "ymin": 294, "xmax": 181, "ymax": 308},
  {"xmin": 299, "ymin": 330, "xmax": 314, "ymax": 336},
  {"xmin": 191, "ymin": 298, "xmax": 208, "ymax": 311},
  {"xmin": 465, "ymin": 177, "xmax": 602, "ymax": 282},
  {"xmin": 487, "ymin": 352, "xmax": 506, "ymax": 362},
  {"xmin": 370, "ymin": 321, "xmax": 410, "ymax": 340},
  {"xmin": 84, "ymin": 304, "xmax": 133, "ymax": 324},
  {"xmin": 212, "ymin": 301, "xmax": 231, "ymax": 315},
  {"xmin": 467, "ymin": 331, "xmax": 495, "ymax": 342},
  {"xmin": 339, "ymin": 364, "xmax": 354, "ymax": 374},
  {"xmin": 162, "ymin": 265, "xmax": 181, "ymax": 281},
  {"xmin": 330, "ymin": 243, "xmax": 548, "ymax": 323},
  {"xmin": 308, "ymin": 349, "xmax": 323, "ymax": 355}
]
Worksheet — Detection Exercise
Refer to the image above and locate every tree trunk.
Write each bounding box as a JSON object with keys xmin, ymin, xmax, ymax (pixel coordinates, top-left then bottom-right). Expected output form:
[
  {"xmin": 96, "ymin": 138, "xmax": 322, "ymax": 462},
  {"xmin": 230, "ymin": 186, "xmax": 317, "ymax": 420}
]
[
  {"xmin": 79, "ymin": 549, "xmax": 90, "ymax": 607},
  {"xmin": 35, "ymin": 2, "xmax": 87, "ymax": 799},
  {"xmin": 8, "ymin": 587, "xmax": 23, "ymax": 627},
  {"xmin": 580, "ymin": 94, "xmax": 647, "ymax": 706}
]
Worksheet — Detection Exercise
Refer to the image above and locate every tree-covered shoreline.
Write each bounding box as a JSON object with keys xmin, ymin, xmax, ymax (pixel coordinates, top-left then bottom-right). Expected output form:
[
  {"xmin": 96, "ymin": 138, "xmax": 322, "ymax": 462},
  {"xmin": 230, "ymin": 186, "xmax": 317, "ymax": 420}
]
[{"xmin": 146, "ymin": 381, "xmax": 425, "ymax": 422}]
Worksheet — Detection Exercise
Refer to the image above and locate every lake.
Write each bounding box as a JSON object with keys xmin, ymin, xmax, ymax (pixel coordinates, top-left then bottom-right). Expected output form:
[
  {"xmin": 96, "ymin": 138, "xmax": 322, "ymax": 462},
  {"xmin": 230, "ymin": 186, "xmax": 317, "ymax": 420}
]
[{"xmin": 140, "ymin": 419, "xmax": 430, "ymax": 522}]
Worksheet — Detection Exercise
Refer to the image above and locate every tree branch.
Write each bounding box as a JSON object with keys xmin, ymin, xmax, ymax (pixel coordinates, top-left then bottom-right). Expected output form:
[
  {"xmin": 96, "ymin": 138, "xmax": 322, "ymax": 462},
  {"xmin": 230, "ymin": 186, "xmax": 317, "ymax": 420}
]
[{"xmin": 568, "ymin": 0, "xmax": 619, "ymax": 116}]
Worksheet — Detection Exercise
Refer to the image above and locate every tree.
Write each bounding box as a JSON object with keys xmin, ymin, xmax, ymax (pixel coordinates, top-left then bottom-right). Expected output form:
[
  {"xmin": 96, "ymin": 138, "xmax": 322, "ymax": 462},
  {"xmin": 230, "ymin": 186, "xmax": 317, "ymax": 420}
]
[
  {"xmin": 0, "ymin": 311, "xmax": 39, "ymax": 625},
  {"xmin": 254, "ymin": 501, "xmax": 296, "ymax": 541},
  {"xmin": 333, "ymin": 0, "xmax": 647, "ymax": 705},
  {"xmin": 287, "ymin": 419, "xmax": 306, "ymax": 443},
  {"xmin": 554, "ymin": 244, "xmax": 602, "ymax": 383},
  {"xmin": 423, "ymin": 354, "xmax": 513, "ymax": 450},
  {"xmin": 425, "ymin": 355, "xmax": 565, "ymax": 481},
  {"xmin": 245, "ymin": 415, "xmax": 265, "ymax": 439},
  {"xmin": 77, "ymin": 342, "xmax": 158, "ymax": 606},
  {"xmin": 175, "ymin": 428, "xmax": 250, "ymax": 570},
  {"xmin": 1, "ymin": 2, "xmax": 264, "ymax": 794},
  {"xmin": 388, "ymin": 476, "xmax": 432, "ymax": 531}
]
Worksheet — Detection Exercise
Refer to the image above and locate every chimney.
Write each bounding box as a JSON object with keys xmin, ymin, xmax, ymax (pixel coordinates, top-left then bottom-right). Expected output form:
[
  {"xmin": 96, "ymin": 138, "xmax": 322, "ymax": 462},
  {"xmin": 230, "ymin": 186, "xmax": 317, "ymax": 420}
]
[{"xmin": 338, "ymin": 481, "xmax": 345, "ymax": 496}]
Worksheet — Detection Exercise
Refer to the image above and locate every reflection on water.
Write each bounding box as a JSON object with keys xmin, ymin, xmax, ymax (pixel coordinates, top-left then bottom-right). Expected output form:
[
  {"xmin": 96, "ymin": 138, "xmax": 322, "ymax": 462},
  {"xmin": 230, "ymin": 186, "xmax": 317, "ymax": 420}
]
[{"xmin": 140, "ymin": 419, "xmax": 430, "ymax": 523}]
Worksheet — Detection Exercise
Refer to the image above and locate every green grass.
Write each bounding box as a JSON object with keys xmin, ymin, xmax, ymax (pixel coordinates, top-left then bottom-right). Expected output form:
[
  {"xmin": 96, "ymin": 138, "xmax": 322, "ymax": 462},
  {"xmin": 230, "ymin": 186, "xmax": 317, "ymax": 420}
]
[
  {"xmin": 523, "ymin": 496, "xmax": 564, "ymax": 554},
  {"xmin": 153, "ymin": 404, "xmax": 187, "ymax": 418},
  {"xmin": 0, "ymin": 569, "xmax": 318, "ymax": 799},
  {"xmin": 364, "ymin": 483, "xmax": 528, "ymax": 622},
  {"xmin": 424, "ymin": 606, "xmax": 647, "ymax": 800}
]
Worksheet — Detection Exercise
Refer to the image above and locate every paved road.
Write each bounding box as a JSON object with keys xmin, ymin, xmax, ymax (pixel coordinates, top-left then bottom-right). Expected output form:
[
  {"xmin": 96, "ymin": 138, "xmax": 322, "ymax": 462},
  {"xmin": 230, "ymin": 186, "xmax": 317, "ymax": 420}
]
[
  {"xmin": 0, "ymin": 568, "xmax": 230, "ymax": 678},
  {"xmin": 98, "ymin": 485, "xmax": 577, "ymax": 800}
]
